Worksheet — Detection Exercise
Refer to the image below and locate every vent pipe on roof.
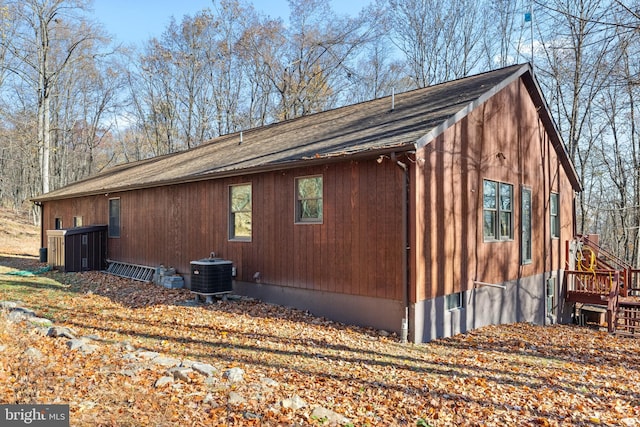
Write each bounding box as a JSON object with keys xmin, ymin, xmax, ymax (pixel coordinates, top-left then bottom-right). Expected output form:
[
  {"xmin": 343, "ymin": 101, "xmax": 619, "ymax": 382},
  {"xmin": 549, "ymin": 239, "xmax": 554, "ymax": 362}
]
[
  {"xmin": 391, "ymin": 88, "xmax": 395, "ymax": 111},
  {"xmin": 239, "ymin": 131, "xmax": 243, "ymax": 145}
]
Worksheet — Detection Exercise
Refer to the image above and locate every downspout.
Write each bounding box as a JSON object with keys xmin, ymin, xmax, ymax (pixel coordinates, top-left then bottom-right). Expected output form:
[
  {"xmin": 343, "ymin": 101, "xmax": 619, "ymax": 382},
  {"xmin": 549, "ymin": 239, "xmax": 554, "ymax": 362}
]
[
  {"xmin": 393, "ymin": 153, "xmax": 410, "ymax": 343},
  {"xmin": 34, "ymin": 201, "xmax": 45, "ymax": 261}
]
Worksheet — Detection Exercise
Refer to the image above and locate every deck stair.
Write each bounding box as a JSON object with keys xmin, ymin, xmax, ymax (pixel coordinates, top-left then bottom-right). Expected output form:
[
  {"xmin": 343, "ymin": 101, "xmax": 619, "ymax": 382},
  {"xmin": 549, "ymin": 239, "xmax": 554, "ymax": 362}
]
[
  {"xmin": 105, "ymin": 260, "xmax": 155, "ymax": 282},
  {"xmin": 565, "ymin": 235, "xmax": 640, "ymax": 336}
]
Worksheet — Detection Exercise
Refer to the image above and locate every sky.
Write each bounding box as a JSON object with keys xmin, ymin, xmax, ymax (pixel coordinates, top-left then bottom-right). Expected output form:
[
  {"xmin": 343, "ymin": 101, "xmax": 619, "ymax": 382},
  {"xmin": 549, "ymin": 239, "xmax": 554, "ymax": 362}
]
[{"xmin": 92, "ymin": 0, "xmax": 370, "ymax": 47}]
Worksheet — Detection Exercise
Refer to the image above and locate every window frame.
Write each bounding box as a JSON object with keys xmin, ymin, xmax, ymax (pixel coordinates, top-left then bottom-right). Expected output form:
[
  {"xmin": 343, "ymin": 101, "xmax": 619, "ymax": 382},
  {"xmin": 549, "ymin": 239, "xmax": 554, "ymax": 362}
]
[
  {"xmin": 73, "ymin": 216, "xmax": 83, "ymax": 228},
  {"xmin": 550, "ymin": 192, "xmax": 560, "ymax": 239},
  {"xmin": 54, "ymin": 217, "xmax": 63, "ymax": 230},
  {"xmin": 108, "ymin": 198, "xmax": 120, "ymax": 238},
  {"xmin": 521, "ymin": 186, "xmax": 532, "ymax": 265},
  {"xmin": 446, "ymin": 292, "xmax": 463, "ymax": 311},
  {"xmin": 229, "ymin": 183, "xmax": 252, "ymax": 241},
  {"xmin": 483, "ymin": 179, "xmax": 514, "ymax": 241},
  {"xmin": 295, "ymin": 175, "xmax": 323, "ymax": 224}
]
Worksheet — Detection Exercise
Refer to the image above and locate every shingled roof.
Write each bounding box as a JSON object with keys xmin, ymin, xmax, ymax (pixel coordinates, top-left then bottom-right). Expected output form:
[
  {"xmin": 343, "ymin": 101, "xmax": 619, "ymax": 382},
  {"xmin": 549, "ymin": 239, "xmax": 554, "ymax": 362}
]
[{"xmin": 33, "ymin": 63, "xmax": 579, "ymax": 202}]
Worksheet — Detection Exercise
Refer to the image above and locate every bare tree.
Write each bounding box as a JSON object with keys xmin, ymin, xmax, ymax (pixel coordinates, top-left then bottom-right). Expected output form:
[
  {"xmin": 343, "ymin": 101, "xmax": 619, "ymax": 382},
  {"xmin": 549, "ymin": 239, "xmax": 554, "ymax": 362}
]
[{"xmin": 3, "ymin": 0, "xmax": 105, "ymax": 194}]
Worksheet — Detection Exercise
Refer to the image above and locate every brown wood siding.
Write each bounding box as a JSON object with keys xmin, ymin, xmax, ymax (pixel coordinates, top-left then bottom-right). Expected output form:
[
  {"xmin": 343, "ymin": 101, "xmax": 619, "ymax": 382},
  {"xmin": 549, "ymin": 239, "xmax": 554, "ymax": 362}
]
[
  {"xmin": 43, "ymin": 159, "xmax": 405, "ymax": 301},
  {"xmin": 415, "ymin": 77, "xmax": 575, "ymax": 301}
]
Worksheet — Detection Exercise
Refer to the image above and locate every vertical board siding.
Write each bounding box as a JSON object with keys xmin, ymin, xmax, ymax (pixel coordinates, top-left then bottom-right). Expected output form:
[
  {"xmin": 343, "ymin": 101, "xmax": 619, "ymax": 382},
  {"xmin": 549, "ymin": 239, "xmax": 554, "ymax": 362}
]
[
  {"xmin": 44, "ymin": 159, "xmax": 404, "ymax": 301},
  {"xmin": 416, "ymin": 77, "xmax": 575, "ymax": 301}
]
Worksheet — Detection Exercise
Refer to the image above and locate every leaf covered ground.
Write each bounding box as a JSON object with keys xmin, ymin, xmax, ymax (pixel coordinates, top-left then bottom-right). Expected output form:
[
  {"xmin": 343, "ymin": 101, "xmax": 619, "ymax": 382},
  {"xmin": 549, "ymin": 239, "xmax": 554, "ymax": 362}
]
[
  {"xmin": 0, "ymin": 210, "xmax": 639, "ymax": 427},
  {"xmin": 1, "ymin": 255, "xmax": 639, "ymax": 427}
]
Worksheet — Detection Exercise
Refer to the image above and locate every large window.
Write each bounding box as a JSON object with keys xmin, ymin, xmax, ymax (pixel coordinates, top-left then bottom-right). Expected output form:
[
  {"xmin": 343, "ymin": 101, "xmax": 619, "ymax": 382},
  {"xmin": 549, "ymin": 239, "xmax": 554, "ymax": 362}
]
[
  {"xmin": 483, "ymin": 179, "xmax": 513, "ymax": 241},
  {"xmin": 108, "ymin": 198, "xmax": 120, "ymax": 238},
  {"xmin": 296, "ymin": 176, "xmax": 323, "ymax": 223},
  {"xmin": 550, "ymin": 192, "xmax": 560, "ymax": 238},
  {"xmin": 521, "ymin": 187, "xmax": 532, "ymax": 264},
  {"xmin": 230, "ymin": 184, "xmax": 252, "ymax": 240}
]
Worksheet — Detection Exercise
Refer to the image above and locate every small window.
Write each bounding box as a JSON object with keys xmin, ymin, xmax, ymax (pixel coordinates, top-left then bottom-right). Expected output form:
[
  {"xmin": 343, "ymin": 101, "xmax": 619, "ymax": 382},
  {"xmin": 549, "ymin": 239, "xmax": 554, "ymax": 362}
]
[
  {"xmin": 296, "ymin": 176, "xmax": 323, "ymax": 223},
  {"xmin": 446, "ymin": 292, "xmax": 463, "ymax": 311},
  {"xmin": 54, "ymin": 218, "xmax": 63, "ymax": 230},
  {"xmin": 521, "ymin": 187, "xmax": 532, "ymax": 264},
  {"xmin": 108, "ymin": 198, "xmax": 120, "ymax": 238},
  {"xmin": 230, "ymin": 184, "xmax": 252, "ymax": 240},
  {"xmin": 73, "ymin": 216, "xmax": 83, "ymax": 227},
  {"xmin": 483, "ymin": 179, "xmax": 513, "ymax": 241},
  {"xmin": 550, "ymin": 193, "xmax": 559, "ymax": 238}
]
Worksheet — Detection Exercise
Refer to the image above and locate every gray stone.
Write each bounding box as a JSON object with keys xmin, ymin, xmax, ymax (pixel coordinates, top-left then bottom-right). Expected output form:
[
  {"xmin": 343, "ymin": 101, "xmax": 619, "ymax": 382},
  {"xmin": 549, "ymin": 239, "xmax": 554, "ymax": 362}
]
[
  {"xmin": 154, "ymin": 376, "xmax": 174, "ymax": 388},
  {"xmin": 223, "ymin": 367, "xmax": 244, "ymax": 383},
  {"xmin": 137, "ymin": 351, "xmax": 160, "ymax": 360},
  {"xmin": 7, "ymin": 311, "xmax": 27, "ymax": 322},
  {"xmin": 281, "ymin": 395, "xmax": 307, "ymax": 410},
  {"xmin": 228, "ymin": 392, "xmax": 246, "ymax": 405},
  {"xmin": 27, "ymin": 317, "xmax": 53, "ymax": 327},
  {"xmin": 203, "ymin": 393, "xmax": 214, "ymax": 405},
  {"xmin": 169, "ymin": 367, "xmax": 194, "ymax": 382},
  {"xmin": 12, "ymin": 307, "xmax": 36, "ymax": 317},
  {"xmin": 311, "ymin": 406, "xmax": 351, "ymax": 425},
  {"xmin": 261, "ymin": 377, "xmax": 280, "ymax": 388},
  {"xmin": 191, "ymin": 362, "xmax": 217, "ymax": 377},
  {"xmin": 0, "ymin": 301, "xmax": 18, "ymax": 309},
  {"xmin": 23, "ymin": 347, "xmax": 43, "ymax": 360},
  {"xmin": 67, "ymin": 338, "xmax": 90, "ymax": 351},
  {"xmin": 204, "ymin": 377, "xmax": 218, "ymax": 387},
  {"xmin": 47, "ymin": 326, "xmax": 77, "ymax": 339},
  {"xmin": 66, "ymin": 338, "xmax": 98, "ymax": 354},
  {"xmin": 152, "ymin": 356, "xmax": 181, "ymax": 368}
]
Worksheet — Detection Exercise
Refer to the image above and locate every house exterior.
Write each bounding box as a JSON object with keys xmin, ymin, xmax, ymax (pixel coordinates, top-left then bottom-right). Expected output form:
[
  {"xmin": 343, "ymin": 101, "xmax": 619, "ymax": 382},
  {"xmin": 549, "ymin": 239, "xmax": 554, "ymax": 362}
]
[{"xmin": 32, "ymin": 63, "xmax": 581, "ymax": 343}]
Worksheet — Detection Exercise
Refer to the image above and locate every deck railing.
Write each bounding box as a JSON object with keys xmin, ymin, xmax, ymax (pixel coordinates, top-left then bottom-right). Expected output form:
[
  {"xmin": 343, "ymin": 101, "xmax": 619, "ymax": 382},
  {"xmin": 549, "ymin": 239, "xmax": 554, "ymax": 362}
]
[{"xmin": 565, "ymin": 269, "xmax": 620, "ymax": 333}]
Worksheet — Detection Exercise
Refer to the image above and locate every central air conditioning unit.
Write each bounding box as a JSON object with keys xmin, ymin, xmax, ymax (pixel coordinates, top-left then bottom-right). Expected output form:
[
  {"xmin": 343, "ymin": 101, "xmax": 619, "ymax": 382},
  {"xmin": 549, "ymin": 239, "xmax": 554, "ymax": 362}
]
[{"xmin": 190, "ymin": 258, "xmax": 233, "ymax": 294}]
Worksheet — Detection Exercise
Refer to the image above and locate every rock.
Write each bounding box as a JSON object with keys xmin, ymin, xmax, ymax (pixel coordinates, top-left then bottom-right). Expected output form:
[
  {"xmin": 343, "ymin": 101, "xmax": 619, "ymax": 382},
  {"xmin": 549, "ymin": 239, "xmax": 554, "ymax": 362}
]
[
  {"xmin": 191, "ymin": 362, "xmax": 216, "ymax": 377},
  {"xmin": 261, "ymin": 377, "xmax": 280, "ymax": 388},
  {"xmin": 203, "ymin": 393, "xmax": 215, "ymax": 405},
  {"xmin": 281, "ymin": 395, "xmax": 307, "ymax": 410},
  {"xmin": 67, "ymin": 338, "xmax": 98, "ymax": 354},
  {"xmin": 118, "ymin": 342, "xmax": 136, "ymax": 352},
  {"xmin": 311, "ymin": 406, "xmax": 351, "ymax": 425},
  {"xmin": 243, "ymin": 411, "xmax": 261, "ymax": 420},
  {"xmin": 27, "ymin": 317, "xmax": 53, "ymax": 327},
  {"xmin": 228, "ymin": 392, "xmax": 246, "ymax": 405},
  {"xmin": 0, "ymin": 344, "xmax": 6, "ymax": 352},
  {"xmin": 379, "ymin": 329, "xmax": 390, "ymax": 337},
  {"xmin": 12, "ymin": 307, "xmax": 36, "ymax": 317},
  {"xmin": 7, "ymin": 311, "xmax": 28, "ymax": 323},
  {"xmin": 137, "ymin": 351, "xmax": 160, "ymax": 360},
  {"xmin": 23, "ymin": 347, "xmax": 43, "ymax": 360},
  {"xmin": 621, "ymin": 418, "xmax": 638, "ymax": 427},
  {"xmin": 47, "ymin": 326, "xmax": 77, "ymax": 339},
  {"xmin": 224, "ymin": 367, "xmax": 244, "ymax": 383},
  {"xmin": 67, "ymin": 338, "xmax": 90, "ymax": 351},
  {"xmin": 204, "ymin": 377, "xmax": 218, "ymax": 387},
  {"xmin": 152, "ymin": 356, "xmax": 181, "ymax": 368},
  {"xmin": 155, "ymin": 376, "xmax": 174, "ymax": 388},
  {"xmin": 169, "ymin": 367, "xmax": 194, "ymax": 382},
  {"xmin": 0, "ymin": 301, "xmax": 18, "ymax": 309}
]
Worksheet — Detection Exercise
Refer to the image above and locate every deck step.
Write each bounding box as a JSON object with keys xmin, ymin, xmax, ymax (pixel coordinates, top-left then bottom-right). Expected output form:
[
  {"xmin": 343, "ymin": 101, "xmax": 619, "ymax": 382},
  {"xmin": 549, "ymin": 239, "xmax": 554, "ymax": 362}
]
[{"xmin": 105, "ymin": 260, "xmax": 155, "ymax": 282}]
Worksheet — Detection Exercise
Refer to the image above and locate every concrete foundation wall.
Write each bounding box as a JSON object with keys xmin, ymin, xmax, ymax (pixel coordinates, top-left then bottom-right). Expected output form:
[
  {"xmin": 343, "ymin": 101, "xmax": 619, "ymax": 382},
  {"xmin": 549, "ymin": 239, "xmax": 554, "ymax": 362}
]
[
  {"xmin": 412, "ymin": 272, "xmax": 561, "ymax": 342},
  {"xmin": 233, "ymin": 281, "xmax": 406, "ymax": 334}
]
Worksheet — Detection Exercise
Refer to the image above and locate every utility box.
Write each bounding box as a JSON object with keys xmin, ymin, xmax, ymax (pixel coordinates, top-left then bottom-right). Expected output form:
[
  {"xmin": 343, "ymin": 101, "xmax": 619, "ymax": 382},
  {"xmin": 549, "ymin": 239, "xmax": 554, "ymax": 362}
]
[{"xmin": 47, "ymin": 225, "xmax": 108, "ymax": 272}]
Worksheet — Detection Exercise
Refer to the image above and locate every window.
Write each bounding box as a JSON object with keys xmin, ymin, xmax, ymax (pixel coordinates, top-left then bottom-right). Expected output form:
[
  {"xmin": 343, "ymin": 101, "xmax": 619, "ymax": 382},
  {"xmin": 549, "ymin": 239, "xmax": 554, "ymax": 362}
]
[
  {"xmin": 550, "ymin": 193, "xmax": 559, "ymax": 238},
  {"xmin": 521, "ymin": 187, "xmax": 532, "ymax": 264},
  {"xmin": 446, "ymin": 292, "xmax": 463, "ymax": 311},
  {"xmin": 483, "ymin": 180, "xmax": 513, "ymax": 241},
  {"xmin": 54, "ymin": 218, "xmax": 63, "ymax": 229},
  {"xmin": 296, "ymin": 176, "xmax": 323, "ymax": 223},
  {"xmin": 108, "ymin": 198, "xmax": 120, "ymax": 238},
  {"xmin": 230, "ymin": 184, "xmax": 252, "ymax": 240},
  {"xmin": 73, "ymin": 216, "xmax": 83, "ymax": 227}
]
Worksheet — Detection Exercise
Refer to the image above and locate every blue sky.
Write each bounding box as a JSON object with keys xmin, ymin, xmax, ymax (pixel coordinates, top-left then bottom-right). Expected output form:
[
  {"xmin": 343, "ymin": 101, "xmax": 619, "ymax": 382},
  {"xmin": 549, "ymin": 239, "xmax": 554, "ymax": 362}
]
[{"xmin": 92, "ymin": 0, "xmax": 370, "ymax": 46}]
